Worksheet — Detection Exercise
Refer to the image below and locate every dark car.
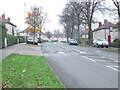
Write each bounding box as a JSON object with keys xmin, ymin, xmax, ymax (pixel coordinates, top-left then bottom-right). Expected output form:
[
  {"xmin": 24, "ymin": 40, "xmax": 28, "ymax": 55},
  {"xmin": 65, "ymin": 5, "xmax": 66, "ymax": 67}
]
[{"xmin": 69, "ymin": 39, "xmax": 78, "ymax": 45}]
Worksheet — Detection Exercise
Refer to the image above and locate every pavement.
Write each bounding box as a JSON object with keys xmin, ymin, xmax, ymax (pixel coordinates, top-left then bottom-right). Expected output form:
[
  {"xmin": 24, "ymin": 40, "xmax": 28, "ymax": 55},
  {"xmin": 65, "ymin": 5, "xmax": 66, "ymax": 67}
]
[
  {"xmin": 0, "ymin": 43, "xmax": 43, "ymax": 61},
  {"xmin": 41, "ymin": 42, "xmax": 119, "ymax": 88}
]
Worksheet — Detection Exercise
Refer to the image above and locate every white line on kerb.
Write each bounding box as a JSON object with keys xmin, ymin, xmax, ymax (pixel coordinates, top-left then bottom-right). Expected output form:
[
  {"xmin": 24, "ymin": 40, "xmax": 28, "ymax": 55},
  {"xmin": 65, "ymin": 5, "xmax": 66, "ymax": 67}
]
[
  {"xmin": 82, "ymin": 56, "xmax": 96, "ymax": 62},
  {"xmin": 106, "ymin": 65, "xmax": 119, "ymax": 72}
]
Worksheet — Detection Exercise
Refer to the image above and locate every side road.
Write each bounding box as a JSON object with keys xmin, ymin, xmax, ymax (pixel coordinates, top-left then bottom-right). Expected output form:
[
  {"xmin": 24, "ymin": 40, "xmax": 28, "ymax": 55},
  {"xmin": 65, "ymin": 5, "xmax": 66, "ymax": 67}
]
[{"xmin": 0, "ymin": 43, "xmax": 43, "ymax": 61}]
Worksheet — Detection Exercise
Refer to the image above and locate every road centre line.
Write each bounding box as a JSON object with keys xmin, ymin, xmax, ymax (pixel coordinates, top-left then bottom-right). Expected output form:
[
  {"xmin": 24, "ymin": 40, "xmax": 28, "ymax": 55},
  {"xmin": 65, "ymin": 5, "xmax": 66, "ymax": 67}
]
[{"xmin": 82, "ymin": 56, "xmax": 96, "ymax": 62}]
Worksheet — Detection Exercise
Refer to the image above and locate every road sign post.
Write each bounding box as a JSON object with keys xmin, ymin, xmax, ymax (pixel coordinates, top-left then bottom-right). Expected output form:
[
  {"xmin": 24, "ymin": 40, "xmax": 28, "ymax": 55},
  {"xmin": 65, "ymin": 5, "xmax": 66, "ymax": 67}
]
[{"xmin": 108, "ymin": 26, "xmax": 112, "ymax": 49}]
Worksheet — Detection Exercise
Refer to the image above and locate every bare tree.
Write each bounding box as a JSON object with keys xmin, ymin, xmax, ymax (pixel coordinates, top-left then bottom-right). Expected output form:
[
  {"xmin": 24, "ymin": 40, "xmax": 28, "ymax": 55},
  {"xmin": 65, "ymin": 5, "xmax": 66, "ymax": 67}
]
[
  {"xmin": 59, "ymin": 2, "xmax": 82, "ymax": 42},
  {"xmin": 112, "ymin": 0, "xmax": 120, "ymax": 18},
  {"xmin": 70, "ymin": 2, "xmax": 84, "ymax": 43},
  {"xmin": 45, "ymin": 31, "xmax": 52, "ymax": 39},
  {"xmin": 81, "ymin": 0, "xmax": 104, "ymax": 45},
  {"xmin": 26, "ymin": 6, "xmax": 47, "ymax": 43}
]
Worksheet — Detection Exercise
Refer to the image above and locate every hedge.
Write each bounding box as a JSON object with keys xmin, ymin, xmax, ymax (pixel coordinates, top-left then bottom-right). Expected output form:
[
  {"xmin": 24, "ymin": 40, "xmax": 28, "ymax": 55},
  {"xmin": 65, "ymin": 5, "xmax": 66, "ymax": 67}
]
[
  {"xmin": 17, "ymin": 36, "xmax": 25, "ymax": 43},
  {"xmin": 110, "ymin": 40, "xmax": 120, "ymax": 48},
  {"xmin": 0, "ymin": 19, "xmax": 26, "ymax": 48},
  {"xmin": 0, "ymin": 19, "xmax": 6, "ymax": 48},
  {"xmin": 6, "ymin": 34, "xmax": 18, "ymax": 46}
]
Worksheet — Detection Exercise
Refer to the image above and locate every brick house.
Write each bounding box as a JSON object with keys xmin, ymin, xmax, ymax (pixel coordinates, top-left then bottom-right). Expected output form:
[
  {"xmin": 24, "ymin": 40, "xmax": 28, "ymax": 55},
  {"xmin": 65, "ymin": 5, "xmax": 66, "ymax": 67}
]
[
  {"xmin": 93, "ymin": 19, "xmax": 118, "ymax": 42},
  {"xmin": 0, "ymin": 14, "xmax": 17, "ymax": 36}
]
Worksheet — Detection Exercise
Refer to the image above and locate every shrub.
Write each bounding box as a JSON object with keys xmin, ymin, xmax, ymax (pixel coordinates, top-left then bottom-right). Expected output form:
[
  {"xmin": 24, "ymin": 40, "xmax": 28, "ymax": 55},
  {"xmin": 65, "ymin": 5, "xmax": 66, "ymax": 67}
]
[
  {"xmin": 6, "ymin": 34, "xmax": 18, "ymax": 46},
  {"xmin": 0, "ymin": 19, "xmax": 7, "ymax": 48},
  {"xmin": 17, "ymin": 36, "xmax": 25, "ymax": 43},
  {"xmin": 110, "ymin": 40, "xmax": 120, "ymax": 48}
]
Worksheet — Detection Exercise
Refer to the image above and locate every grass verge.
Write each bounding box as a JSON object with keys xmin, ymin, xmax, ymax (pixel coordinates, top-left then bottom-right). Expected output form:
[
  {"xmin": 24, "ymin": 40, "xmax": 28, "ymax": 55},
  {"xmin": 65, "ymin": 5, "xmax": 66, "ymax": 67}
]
[
  {"xmin": 2, "ymin": 54, "xmax": 64, "ymax": 88},
  {"xmin": 108, "ymin": 48, "xmax": 120, "ymax": 52}
]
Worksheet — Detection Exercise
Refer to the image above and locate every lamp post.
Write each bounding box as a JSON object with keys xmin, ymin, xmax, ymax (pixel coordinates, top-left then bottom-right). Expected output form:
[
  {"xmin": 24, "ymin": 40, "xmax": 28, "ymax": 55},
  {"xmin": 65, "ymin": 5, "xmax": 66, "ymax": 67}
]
[{"xmin": 24, "ymin": 4, "xmax": 26, "ymax": 42}]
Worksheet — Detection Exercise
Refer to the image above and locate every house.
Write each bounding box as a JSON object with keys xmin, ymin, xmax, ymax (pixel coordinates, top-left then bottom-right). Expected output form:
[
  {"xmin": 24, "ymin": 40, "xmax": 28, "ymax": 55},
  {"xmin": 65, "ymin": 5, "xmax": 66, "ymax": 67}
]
[
  {"xmin": 0, "ymin": 14, "xmax": 17, "ymax": 36},
  {"xmin": 18, "ymin": 29, "xmax": 29, "ymax": 36},
  {"xmin": 93, "ymin": 19, "xmax": 118, "ymax": 42},
  {"xmin": 18, "ymin": 29, "xmax": 49, "ymax": 41}
]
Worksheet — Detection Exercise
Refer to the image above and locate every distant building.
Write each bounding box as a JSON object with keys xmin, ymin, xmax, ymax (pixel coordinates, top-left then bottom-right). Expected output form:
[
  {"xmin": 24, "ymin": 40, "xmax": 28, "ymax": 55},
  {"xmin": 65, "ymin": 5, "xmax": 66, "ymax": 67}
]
[
  {"xmin": 18, "ymin": 29, "xmax": 49, "ymax": 41},
  {"xmin": 93, "ymin": 19, "xmax": 118, "ymax": 42},
  {"xmin": 0, "ymin": 14, "xmax": 17, "ymax": 36}
]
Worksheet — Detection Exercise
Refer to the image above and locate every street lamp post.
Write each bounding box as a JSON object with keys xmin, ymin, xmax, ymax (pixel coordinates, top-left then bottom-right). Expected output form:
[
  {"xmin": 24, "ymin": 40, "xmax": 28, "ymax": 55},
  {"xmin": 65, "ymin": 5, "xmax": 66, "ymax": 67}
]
[{"xmin": 24, "ymin": 4, "xmax": 26, "ymax": 42}]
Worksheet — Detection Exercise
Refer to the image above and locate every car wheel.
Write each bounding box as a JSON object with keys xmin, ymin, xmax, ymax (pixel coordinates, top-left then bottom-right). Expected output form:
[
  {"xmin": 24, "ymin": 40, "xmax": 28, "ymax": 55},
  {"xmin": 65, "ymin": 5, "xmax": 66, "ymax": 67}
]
[{"xmin": 106, "ymin": 46, "xmax": 108, "ymax": 48}]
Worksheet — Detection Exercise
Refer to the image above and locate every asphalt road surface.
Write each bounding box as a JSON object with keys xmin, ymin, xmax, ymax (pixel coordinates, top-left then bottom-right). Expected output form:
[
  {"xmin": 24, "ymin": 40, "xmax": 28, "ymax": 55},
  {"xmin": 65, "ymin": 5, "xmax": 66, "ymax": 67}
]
[{"xmin": 41, "ymin": 42, "xmax": 119, "ymax": 88}]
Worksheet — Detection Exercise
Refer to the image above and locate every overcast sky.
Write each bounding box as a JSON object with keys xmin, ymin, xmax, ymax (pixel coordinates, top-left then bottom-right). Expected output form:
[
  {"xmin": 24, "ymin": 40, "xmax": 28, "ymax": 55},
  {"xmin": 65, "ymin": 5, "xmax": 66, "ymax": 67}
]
[{"xmin": 0, "ymin": 0, "xmax": 118, "ymax": 33}]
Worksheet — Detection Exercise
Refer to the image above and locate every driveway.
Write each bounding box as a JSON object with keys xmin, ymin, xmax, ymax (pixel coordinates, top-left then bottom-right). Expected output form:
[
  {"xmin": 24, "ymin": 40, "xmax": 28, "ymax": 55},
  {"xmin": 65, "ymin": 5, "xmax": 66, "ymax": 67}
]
[{"xmin": 0, "ymin": 43, "xmax": 43, "ymax": 61}]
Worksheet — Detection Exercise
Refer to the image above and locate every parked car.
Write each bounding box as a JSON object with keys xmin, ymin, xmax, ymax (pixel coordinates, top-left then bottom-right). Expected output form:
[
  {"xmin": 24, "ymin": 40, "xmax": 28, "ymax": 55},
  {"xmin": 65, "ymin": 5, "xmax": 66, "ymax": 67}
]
[
  {"xmin": 26, "ymin": 36, "xmax": 38, "ymax": 45},
  {"xmin": 93, "ymin": 38, "xmax": 108, "ymax": 48},
  {"xmin": 69, "ymin": 39, "xmax": 78, "ymax": 45}
]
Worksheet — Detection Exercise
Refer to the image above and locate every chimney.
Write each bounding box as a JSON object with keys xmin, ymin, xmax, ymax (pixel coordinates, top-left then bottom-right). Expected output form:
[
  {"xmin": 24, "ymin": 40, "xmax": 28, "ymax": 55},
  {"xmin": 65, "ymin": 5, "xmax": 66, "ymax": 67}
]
[
  {"xmin": 1, "ymin": 14, "xmax": 5, "ymax": 20},
  {"xmin": 99, "ymin": 22, "xmax": 102, "ymax": 27},
  {"xmin": 7, "ymin": 17, "xmax": 10, "ymax": 22},
  {"xmin": 104, "ymin": 19, "xmax": 108, "ymax": 24}
]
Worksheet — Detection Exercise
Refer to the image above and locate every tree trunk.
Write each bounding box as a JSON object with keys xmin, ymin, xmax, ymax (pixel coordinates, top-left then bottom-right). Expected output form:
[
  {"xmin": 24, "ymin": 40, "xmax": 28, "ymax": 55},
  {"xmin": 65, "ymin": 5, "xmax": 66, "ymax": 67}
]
[
  {"xmin": 77, "ymin": 24, "xmax": 80, "ymax": 44},
  {"xmin": 88, "ymin": 27, "xmax": 93, "ymax": 45}
]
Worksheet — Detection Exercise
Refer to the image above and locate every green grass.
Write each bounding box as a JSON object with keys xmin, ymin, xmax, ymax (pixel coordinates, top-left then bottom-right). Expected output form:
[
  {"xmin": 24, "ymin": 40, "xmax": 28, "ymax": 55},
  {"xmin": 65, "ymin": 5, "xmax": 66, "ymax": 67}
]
[
  {"xmin": 2, "ymin": 54, "xmax": 64, "ymax": 88},
  {"xmin": 108, "ymin": 48, "xmax": 120, "ymax": 52}
]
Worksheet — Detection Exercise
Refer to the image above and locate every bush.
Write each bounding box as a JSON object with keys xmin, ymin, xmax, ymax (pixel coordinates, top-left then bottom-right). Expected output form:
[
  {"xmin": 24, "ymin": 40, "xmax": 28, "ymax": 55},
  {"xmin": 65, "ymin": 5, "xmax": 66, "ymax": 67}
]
[
  {"xmin": 79, "ymin": 38, "xmax": 88, "ymax": 44},
  {"xmin": 17, "ymin": 36, "xmax": 25, "ymax": 43},
  {"xmin": 42, "ymin": 40, "xmax": 48, "ymax": 42},
  {"xmin": 6, "ymin": 34, "xmax": 18, "ymax": 46},
  {"xmin": 0, "ymin": 19, "xmax": 6, "ymax": 48},
  {"xmin": 110, "ymin": 40, "xmax": 120, "ymax": 48},
  {"xmin": 86, "ymin": 40, "xmax": 93, "ymax": 45}
]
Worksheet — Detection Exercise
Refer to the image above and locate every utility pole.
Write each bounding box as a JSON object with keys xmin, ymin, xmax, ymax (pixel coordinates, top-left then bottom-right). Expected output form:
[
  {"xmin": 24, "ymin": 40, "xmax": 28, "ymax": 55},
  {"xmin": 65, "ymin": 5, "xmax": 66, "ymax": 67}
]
[{"xmin": 24, "ymin": 4, "xmax": 26, "ymax": 42}]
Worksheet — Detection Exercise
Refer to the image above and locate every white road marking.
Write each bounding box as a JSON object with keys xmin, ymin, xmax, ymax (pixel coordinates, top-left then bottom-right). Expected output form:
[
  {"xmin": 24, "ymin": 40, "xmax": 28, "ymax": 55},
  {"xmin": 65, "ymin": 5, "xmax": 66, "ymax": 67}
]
[
  {"xmin": 82, "ymin": 56, "xmax": 96, "ymax": 62},
  {"xmin": 95, "ymin": 60, "xmax": 108, "ymax": 62},
  {"xmin": 74, "ymin": 50, "xmax": 87, "ymax": 54},
  {"xmin": 79, "ymin": 51, "xmax": 87, "ymax": 54},
  {"xmin": 101, "ymin": 57, "xmax": 118, "ymax": 62},
  {"xmin": 58, "ymin": 51, "xmax": 67, "ymax": 55},
  {"xmin": 97, "ymin": 51, "xmax": 101, "ymax": 52},
  {"xmin": 106, "ymin": 65, "xmax": 119, "ymax": 72}
]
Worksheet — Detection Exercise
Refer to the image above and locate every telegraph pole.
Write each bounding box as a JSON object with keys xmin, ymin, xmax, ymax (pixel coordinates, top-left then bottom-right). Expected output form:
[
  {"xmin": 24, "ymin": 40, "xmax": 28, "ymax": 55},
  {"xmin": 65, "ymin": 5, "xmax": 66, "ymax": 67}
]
[{"xmin": 24, "ymin": 3, "xmax": 26, "ymax": 42}]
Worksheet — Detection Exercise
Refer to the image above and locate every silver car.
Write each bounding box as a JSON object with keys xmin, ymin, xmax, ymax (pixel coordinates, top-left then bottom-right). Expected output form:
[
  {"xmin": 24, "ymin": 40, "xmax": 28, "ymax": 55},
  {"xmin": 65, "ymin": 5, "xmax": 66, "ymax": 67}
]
[
  {"xmin": 93, "ymin": 39, "xmax": 109, "ymax": 48},
  {"xmin": 26, "ymin": 36, "xmax": 38, "ymax": 45}
]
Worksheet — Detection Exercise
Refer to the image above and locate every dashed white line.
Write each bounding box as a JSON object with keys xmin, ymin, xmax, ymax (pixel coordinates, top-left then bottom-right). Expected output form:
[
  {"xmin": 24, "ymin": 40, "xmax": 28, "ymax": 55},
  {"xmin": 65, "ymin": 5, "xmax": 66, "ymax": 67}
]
[
  {"xmin": 82, "ymin": 56, "xmax": 96, "ymax": 62},
  {"xmin": 80, "ymin": 51, "xmax": 87, "ymax": 54},
  {"xmin": 106, "ymin": 65, "xmax": 119, "ymax": 72},
  {"xmin": 97, "ymin": 51, "xmax": 101, "ymax": 52}
]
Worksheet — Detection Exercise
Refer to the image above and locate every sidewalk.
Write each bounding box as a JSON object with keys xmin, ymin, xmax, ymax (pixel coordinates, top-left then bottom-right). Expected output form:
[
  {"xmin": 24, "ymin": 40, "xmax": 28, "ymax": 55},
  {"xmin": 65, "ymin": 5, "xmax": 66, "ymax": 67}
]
[{"xmin": 0, "ymin": 43, "xmax": 43, "ymax": 61}]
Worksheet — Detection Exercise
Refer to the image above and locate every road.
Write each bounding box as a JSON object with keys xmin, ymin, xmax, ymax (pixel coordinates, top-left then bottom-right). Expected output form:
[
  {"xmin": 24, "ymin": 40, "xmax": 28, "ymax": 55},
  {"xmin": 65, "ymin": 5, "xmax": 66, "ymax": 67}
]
[{"xmin": 41, "ymin": 42, "xmax": 119, "ymax": 88}]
